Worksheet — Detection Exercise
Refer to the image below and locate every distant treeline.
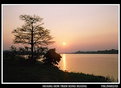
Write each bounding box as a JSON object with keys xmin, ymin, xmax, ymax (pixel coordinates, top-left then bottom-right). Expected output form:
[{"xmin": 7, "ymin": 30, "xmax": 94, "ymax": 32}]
[{"xmin": 75, "ymin": 49, "xmax": 118, "ymax": 54}]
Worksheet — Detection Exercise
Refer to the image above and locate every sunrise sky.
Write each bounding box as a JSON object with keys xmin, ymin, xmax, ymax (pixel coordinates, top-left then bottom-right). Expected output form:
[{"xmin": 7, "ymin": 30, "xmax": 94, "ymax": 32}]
[{"xmin": 3, "ymin": 4, "xmax": 119, "ymax": 53}]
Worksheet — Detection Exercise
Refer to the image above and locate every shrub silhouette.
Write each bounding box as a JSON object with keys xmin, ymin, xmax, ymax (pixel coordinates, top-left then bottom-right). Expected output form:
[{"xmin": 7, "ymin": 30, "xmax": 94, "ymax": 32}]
[{"xmin": 43, "ymin": 48, "xmax": 62, "ymax": 65}]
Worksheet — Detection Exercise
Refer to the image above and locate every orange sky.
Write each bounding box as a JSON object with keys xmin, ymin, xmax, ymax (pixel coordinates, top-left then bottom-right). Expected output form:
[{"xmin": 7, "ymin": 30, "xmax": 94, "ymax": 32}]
[{"xmin": 3, "ymin": 4, "xmax": 119, "ymax": 53}]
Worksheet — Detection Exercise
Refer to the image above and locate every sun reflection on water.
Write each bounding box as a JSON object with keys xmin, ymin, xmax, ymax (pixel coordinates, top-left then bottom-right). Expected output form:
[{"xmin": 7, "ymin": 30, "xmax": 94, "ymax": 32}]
[{"xmin": 62, "ymin": 54, "xmax": 66, "ymax": 71}]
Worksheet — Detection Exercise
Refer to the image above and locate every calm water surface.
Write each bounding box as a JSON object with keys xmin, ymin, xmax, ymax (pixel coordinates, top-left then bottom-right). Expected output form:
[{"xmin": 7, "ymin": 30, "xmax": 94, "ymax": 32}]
[{"xmin": 58, "ymin": 54, "xmax": 118, "ymax": 80}]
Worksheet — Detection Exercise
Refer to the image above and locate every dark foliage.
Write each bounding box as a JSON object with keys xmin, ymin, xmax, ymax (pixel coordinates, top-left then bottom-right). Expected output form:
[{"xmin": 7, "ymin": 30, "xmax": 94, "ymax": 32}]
[
  {"xmin": 43, "ymin": 48, "xmax": 62, "ymax": 65},
  {"xmin": 12, "ymin": 15, "xmax": 54, "ymax": 61}
]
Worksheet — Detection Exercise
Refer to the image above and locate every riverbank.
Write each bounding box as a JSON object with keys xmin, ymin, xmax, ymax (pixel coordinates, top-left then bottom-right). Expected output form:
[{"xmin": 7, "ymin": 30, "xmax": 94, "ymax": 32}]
[{"xmin": 3, "ymin": 55, "xmax": 113, "ymax": 82}]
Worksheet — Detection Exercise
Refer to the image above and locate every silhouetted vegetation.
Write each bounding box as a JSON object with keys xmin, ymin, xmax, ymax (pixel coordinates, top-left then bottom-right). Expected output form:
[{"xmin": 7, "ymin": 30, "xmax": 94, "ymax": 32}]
[
  {"xmin": 43, "ymin": 48, "xmax": 62, "ymax": 65},
  {"xmin": 3, "ymin": 53, "xmax": 113, "ymax": 82},
  {"xmin": 12, "ymin": 15, "xmax": 54, "ymax": 62},
  {"xmin": 75, "ymin": 49, "xmax": 118, "ymax": 54}
]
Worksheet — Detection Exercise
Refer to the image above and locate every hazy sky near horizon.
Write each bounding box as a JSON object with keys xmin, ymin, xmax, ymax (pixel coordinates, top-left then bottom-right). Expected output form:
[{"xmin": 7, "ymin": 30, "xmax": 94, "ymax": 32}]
[{"xmin": 3, "ymin": 4, "xmax": 119, "ymax": 52}]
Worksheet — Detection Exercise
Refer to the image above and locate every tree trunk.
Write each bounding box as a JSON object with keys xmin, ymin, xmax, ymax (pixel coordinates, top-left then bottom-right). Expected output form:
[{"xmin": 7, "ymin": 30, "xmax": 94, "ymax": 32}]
[{"xmin": 31, "ymin": 24, "xmax": 34, "ymax": 62}]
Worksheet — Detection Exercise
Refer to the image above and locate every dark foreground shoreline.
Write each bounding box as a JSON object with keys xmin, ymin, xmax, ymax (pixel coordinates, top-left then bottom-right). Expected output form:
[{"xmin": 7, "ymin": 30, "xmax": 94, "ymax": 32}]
[{"xmin": 3, "ymin": 55, "xmax": 115, "ymax": 82}]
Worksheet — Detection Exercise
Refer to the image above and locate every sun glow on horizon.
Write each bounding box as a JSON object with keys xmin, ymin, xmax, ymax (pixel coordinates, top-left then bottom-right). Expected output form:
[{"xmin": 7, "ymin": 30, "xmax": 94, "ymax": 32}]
[{"xmin": 62, "ymin": 42, "xmax": 67, "ymax": 46}]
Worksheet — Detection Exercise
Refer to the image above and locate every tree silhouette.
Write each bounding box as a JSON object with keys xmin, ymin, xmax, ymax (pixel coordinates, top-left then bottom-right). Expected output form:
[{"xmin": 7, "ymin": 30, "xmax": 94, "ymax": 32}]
[{"xmin": 12, "ymin": 15, "xmax": 54, "ymax": 62}]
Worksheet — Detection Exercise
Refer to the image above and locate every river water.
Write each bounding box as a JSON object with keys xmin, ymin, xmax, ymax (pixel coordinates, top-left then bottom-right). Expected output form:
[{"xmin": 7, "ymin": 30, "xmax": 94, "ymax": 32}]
[{"xmin": 58, "ymin": 54, "xmax": 118, "ymax": 81}]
